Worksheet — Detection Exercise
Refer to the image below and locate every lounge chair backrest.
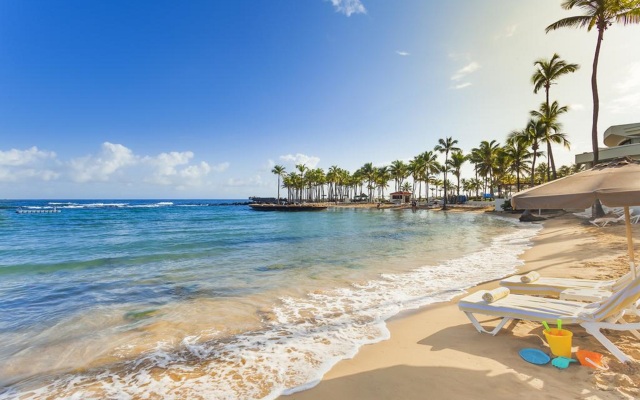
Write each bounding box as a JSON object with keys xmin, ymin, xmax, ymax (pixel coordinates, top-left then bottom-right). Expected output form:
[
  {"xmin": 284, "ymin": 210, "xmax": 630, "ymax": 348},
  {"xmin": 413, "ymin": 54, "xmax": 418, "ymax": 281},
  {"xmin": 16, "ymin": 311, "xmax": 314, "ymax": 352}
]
[
  {"xmin": 592, "ymin": 273, "xmax": 640, "ymax": 321},
  {"xmin": 611, "ymin": 268, "xmax": 636, "ymax": 291}
]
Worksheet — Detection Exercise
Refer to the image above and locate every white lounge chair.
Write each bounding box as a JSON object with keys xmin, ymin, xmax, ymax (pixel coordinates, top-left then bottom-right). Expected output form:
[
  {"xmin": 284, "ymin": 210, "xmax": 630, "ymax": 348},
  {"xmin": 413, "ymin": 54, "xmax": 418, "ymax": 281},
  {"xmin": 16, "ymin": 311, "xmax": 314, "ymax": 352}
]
[
  {"xmin": 590, "ymin": 209, "xmax": 640, "ymax": 226},
  {"xmin": 590, "ymin": 215, "xmax": 624, "ymax": 227},
  {"xmin": 458, "ymin": 275, "xmax": 640, "ymax": 362},
  {"xmin": 500, "ymin": 270, "xmax": 634, "ymax": 298}
]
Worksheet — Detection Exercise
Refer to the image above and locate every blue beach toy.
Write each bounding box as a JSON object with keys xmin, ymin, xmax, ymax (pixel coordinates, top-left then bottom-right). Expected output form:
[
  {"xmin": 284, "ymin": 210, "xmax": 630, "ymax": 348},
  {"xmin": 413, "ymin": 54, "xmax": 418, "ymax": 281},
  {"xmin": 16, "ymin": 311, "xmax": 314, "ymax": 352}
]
[{"xmin": 519, "ymin": 348, "xmax": 550, "ymax": 365}]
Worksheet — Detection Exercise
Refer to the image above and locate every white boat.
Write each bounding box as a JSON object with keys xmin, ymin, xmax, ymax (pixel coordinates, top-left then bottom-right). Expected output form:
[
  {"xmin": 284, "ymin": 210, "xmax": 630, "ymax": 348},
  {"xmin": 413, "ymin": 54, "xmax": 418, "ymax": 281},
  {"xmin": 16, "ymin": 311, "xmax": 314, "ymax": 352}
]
[{"xmin": 16, "ymin": 207, "xmax": 61, "ymax": 214}]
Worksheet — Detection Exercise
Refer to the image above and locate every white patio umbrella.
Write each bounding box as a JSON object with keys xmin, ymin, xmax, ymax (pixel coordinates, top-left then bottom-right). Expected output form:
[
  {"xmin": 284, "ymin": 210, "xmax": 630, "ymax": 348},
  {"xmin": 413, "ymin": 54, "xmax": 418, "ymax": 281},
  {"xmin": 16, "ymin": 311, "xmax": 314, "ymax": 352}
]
[{"xmin": 511, "ymin": 157, "xmax": 640, "ymax": 279}]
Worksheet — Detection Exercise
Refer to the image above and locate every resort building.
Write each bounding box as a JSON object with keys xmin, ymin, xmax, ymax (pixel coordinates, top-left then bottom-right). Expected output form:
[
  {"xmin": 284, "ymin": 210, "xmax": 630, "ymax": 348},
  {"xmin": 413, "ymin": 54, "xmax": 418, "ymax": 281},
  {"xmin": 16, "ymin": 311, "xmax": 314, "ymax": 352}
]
[
  {"xmin": 575, "ymin": 122, "xmax": 640, "ymax": 167},
  {"xmin": 390, "ymin": 191, "xmax": 412, "ymax": 204}
]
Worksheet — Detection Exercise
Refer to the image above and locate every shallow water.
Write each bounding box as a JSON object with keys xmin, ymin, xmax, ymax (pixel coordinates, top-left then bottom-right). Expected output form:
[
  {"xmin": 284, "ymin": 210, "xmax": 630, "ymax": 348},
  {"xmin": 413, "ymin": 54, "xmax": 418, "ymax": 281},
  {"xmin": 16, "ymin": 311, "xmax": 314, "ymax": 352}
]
[{"xmin": 0, "ymin": 200, "xmax": 540, "ymax": 399}]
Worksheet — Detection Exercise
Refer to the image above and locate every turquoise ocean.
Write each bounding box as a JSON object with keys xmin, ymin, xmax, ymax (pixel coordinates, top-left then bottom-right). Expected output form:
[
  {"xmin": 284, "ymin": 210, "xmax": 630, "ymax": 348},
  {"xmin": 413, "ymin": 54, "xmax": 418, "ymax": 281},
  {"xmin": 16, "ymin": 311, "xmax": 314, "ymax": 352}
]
[{"xmin": 0, "ymin": 200, "xmax": 540, "ymax": 399}]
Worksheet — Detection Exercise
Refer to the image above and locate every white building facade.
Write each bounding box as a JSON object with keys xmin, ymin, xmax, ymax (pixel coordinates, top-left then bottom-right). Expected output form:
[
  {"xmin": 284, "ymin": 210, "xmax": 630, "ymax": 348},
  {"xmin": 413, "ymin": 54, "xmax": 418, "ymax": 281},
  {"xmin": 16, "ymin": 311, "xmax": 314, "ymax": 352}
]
[{"xmin": 575, "ymin": 123, "xmax": 640, "ymax": 167}]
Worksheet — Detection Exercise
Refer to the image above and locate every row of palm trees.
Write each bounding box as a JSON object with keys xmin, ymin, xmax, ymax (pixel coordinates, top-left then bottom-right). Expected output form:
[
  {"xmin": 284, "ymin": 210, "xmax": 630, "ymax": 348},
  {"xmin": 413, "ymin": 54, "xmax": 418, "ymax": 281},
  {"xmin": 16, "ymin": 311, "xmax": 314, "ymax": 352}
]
[{"xmin": 270, "ymin": 137, "xmax": 581, "ymax": 206}]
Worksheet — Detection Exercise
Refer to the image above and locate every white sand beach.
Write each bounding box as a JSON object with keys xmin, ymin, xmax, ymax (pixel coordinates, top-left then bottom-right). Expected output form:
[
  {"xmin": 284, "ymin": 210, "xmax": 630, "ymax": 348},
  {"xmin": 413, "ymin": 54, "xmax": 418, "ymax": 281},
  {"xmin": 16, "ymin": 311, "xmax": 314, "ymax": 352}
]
[{"xmin": 284, "ymin": 212, "xmax": 640, "ymax": 400}]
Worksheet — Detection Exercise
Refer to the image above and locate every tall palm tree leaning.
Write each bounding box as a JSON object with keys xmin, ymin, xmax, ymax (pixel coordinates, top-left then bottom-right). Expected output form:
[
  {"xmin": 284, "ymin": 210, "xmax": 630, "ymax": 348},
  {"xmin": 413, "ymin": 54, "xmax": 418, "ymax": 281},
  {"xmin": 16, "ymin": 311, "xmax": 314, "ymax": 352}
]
[
  {"xmin": 531, "ymin": 53, "xmax": 579, "ymax": 180},
  {"xmin": 271, "ymin": 165, "xmax": 286, "ymax": 204},
  {"xmin": 547, "ymin": 0, "xmax": 640, "ymax": 218},
  {"xmin": 546, "ymin": 0, "xmax": 640, "ymax": 166},
  {"xmin": 434, "ymin": 137, "xmax": 460, "ymax": 210}
]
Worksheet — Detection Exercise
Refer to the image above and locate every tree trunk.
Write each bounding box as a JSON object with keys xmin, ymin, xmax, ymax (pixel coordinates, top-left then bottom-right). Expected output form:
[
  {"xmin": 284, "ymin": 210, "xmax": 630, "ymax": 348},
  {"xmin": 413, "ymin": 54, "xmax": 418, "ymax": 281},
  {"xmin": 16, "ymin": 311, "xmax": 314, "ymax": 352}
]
[
  {"xmin": 591, "ymin": 27, "xmax": 603, "ymax": 165},
  {"xmin": 548, "ymin": 141, "xmax": 557, "ymax": 180},
  {"xmin": 589, "ymin": 27, "xmax": 605, "ymax": 219},
  {"xmin": 277, "ymin": 176, "xmax": 281, "ymax": 204},
  {"xmin": 530, "ymin": 146, "xmax": 537, "ymax": 186},
  {"xmin": 442, "ymin": 151, "xmax": 449, "ymax": 210}
]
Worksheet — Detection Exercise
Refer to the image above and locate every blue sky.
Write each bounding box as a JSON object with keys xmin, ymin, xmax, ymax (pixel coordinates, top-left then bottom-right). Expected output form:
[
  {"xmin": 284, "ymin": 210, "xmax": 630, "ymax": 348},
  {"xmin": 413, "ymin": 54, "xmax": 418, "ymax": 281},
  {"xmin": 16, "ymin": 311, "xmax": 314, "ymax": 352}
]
[{"xmin": 1, "ymin": 0, "xmax": 640, "ymax": 199}]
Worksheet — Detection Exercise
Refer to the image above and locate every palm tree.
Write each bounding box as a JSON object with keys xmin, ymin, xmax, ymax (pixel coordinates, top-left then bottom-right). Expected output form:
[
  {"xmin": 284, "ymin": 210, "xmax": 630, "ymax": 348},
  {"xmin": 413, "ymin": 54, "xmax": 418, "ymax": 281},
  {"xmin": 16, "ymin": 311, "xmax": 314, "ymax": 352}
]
[
  {"xmin": 408, "ymin": 156, "xmax": 426, "ymax": 201},
  {"xmin": 401, "ymin": 181, "xmax": 412, "ymax": 193},
  {"xmin": 375, "ymin": 166, "xmax": 391, "ymax": 201},
  {"xmin": 434, "ymin": 137, "xmax": 460, "ymax": 209},
  {"xmin": 535, "ymin": 163, "xmax": 550, "ymax": 185},
  {"xmin": 271, "ymin": 165, "xmax": 286, "ymax": 204},
  {"xmin": 420, "ymin": 151, "xmax": 440, "ymax": 202},
  {"xmin": 447, "ymin": 151, "xmax": 467, "ymax": 198},
  {"xmin": 432, "ymin": 178, "xmax": 444, "ymax": 198},
  {"xmin": 546, "ymin": 0, "xmax": 640, "ymax": 165},
  {"xmin": 306, "ymin": 168, "xmax": 325, "ymax": 202},
  {"xmin": 360, "ymin": 162, "xmax": 376, "ymax": 202},
  {"xmin": 531, "ymin": 53, "xmax": 579, "ymax": 179},
  {"xmin": 557, "ymin": 164, "xmax": 573, "ymax": 177},
  {"xmin": 467, "ymin": 146, "xmax": 484, "ymax": 193},
  {"xmin": 502, "ymin": 138, "xmax": 532, "ymax": 192},
  {"xmin": 294, "ymin": 164, "xmax": 308, "ymax": 202},
  {"xmin": 474, "ymin": 140, "xmax": 501, "ymax": 198},
  {"xmin": 510, "ymin": 119, "xmax": 546, "ymax": 187},
  {"xmin": 326, "ymin": 165, "xmax": 339, "ymax": 201},
  {"xmin": 530, "ymin": 101, "xmax": 572, "ymax": 180},
  {"xmin": 467, "ymin": 178, "xmax": 483, "ymax": 199},
  {"xmin": 284, "ymin": 172, "xmax": 303, "ymax": 203},
  {"xmin": 389, "ymin": 160, "xmax": 408, "ymax": 192}
]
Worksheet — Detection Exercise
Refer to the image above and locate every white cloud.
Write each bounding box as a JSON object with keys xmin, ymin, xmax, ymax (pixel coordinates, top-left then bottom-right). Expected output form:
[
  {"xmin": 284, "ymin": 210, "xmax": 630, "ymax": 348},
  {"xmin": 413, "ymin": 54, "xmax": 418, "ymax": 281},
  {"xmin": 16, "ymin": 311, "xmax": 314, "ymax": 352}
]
[
  {"xmin": 608, "ymin": 62, "xmax": 640, "ymax": 113},
  {"xmin": 396, "ymin": 50, "xmax": 410, "ymax": 56},
  {"xmin": 569, "ymin": 103, "xmax": 585, "ymax": 111},
  {"xmin": 69, "ymin": 142, "xmax": 137, "ymax": 183},
  {"xmin": 279, "ymin": 153, "xmax": 321, "ymax": 169},
  {"xmin": 226, "ymin": 175, "xmax": 267, "ymax": 188},
  {"xmin": 614, "ymin": 62, "xmax": 640, "ymax": 94},
  {"xmin": 211, "ymin": 162, "xmax": 230, "ymax": 172},
  {"xmin": 0, "ymin": 142, "xmax": 229, "ymax": 190},
  {"xmin": 0, "ymin": 147, "xmax": 62, "ymax": 182},
  {"xmin": 451, "ymin": 61, "xmax": 480, "ymax": 81},
  {"xmin": 505, "ymin": 24, "xmax": 517, "ymax": 38},
  {"xmin": 0, "ymin": 146, "xmax": 56, "ymax": 167},
  {"xmin": 607, "ymin": 93, "xmax": 640, "ymax": 114},
  {"xmin": 454, "ymin": 82, "xmax": 472, "ymax": 90},
  {"xmin": 176, "ymin": 162, "xmax": 213, "ymax": 188},
  {"xmin": 142, "ymin": 151, "xmax": 227, "ymax": 186},
  {"xmin": 329, "ymin": 0, "xmax": 366, "ymax": 16},
  {"xmin": 493, "ymin": 24, "xmax": 517, "ymax": 40},
  {"xmin": 143, "ymin": 150, "xmax": 193, "ymax": 185}
]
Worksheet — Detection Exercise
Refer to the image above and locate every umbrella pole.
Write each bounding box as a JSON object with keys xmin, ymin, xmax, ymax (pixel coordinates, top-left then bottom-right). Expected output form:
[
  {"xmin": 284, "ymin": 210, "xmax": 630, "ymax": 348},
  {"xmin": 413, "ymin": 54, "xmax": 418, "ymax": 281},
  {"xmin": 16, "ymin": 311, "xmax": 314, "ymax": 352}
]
[{"xmin": 624, "ymin": 206, "xmax": 637, "ymax": 279}]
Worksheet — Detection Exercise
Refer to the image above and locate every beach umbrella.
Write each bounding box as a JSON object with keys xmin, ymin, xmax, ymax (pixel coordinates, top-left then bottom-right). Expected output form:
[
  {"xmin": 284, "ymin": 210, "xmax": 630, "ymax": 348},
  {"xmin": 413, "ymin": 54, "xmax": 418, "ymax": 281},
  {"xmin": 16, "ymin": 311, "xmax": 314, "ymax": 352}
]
[{"xmin": 511, "ymin": 157, "xmax": 640, "ymax": 279}]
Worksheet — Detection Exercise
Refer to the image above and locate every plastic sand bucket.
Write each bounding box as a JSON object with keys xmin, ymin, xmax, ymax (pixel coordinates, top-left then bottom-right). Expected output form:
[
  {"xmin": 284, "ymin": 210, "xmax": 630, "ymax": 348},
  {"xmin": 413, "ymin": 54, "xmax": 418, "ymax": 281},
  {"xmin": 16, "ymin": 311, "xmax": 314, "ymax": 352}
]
[
  {"xmin": 543, "ymin": 328, "xmax": 573, "ymax": 358},
  {"xmin": 576, "ymin": 349, "xmax": 607, "ymax": 370}
]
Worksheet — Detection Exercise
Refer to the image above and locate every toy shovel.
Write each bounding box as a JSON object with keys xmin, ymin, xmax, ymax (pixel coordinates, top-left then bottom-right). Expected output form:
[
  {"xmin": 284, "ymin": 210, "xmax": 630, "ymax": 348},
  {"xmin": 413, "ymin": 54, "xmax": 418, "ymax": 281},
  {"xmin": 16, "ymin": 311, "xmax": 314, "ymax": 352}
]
[{"xmin": 551, "ymin": 356, "xmax": 577, "ymax": 369}]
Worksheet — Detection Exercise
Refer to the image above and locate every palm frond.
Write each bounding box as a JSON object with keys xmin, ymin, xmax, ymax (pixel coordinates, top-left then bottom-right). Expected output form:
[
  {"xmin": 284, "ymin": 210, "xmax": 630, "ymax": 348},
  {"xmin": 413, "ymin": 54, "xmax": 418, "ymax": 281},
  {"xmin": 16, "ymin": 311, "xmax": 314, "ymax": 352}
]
[
  {"xmin": 617, "ymin": 8, "xmax": 640, "ymax": 24},
  {"xmin": 546, "ymin": 15, "xmax": 594, "ymax": 32}
]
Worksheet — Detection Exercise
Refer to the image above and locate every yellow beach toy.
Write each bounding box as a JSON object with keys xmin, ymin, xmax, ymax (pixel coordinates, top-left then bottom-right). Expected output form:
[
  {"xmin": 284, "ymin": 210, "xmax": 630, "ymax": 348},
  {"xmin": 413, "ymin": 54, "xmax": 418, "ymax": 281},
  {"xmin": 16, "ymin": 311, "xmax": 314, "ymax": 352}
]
[{"xmin": 542, "ymin": 320, "xmax": 573, "ymax": 358}]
